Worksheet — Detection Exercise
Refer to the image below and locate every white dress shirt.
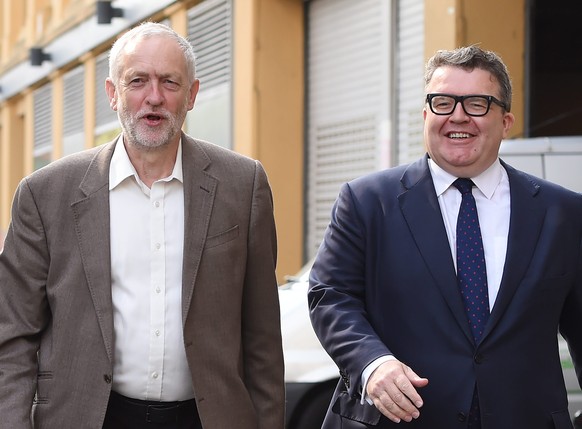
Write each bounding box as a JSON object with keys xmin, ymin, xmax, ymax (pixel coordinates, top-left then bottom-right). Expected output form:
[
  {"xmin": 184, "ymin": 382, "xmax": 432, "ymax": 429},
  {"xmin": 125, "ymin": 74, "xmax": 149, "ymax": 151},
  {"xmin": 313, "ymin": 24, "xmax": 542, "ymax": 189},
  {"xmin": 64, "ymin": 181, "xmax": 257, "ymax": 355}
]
[
  {"xmin": 361, "ymin": 158, "xmax": 511, "ymax": 402},
  {"xmin": 109, "ymin": 138, "xmax": 194, "ymax": 401}
]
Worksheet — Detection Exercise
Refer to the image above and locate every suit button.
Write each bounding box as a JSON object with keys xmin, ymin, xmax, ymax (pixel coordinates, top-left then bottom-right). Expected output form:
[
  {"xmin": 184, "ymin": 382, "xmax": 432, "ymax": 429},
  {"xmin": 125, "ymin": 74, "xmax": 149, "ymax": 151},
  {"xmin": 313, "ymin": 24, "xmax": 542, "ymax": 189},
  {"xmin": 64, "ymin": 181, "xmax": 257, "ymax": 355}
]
[
  {"xmin": 474, "ymin": 353, "xmax": 484, "ymax": 364},
  {"xmin": 339, "ymin": 370, "xmax": 350, "ymax": 389},
  {"xmin": 457, "ymin": 412, "xmax": 467, "ymax": 422},
  {"xmin": 103, "ymin": 374, "xmax": 112, "ymax": 384}
]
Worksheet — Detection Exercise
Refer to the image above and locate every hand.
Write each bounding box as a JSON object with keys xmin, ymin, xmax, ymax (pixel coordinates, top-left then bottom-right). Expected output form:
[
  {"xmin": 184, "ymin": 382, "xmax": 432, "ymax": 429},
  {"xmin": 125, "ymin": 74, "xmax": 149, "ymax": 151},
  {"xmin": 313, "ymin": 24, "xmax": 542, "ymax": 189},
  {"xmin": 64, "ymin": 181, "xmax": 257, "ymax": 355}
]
[{"xmin": 366, "ymin": 360, "xmax": 429, "ymax": 423}]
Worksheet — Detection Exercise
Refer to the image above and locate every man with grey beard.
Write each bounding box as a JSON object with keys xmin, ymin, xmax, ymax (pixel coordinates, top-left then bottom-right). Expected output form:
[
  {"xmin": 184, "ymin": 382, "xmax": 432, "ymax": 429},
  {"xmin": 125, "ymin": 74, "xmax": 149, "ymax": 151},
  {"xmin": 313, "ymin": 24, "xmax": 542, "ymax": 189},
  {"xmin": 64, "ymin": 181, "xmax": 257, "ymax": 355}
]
[{"xmin": 0, "ymin": 22, "xmax": 284, "ymax": 429}]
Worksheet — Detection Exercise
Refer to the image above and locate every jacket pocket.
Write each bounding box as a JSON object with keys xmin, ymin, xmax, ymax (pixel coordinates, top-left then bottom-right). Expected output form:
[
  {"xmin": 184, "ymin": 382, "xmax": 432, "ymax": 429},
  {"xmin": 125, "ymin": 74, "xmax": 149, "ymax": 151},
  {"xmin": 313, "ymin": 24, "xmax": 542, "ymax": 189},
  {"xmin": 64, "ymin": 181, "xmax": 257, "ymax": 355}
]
[{"xmin": 204, "ymin": 225, "xmax": 239, "ymax": 249}]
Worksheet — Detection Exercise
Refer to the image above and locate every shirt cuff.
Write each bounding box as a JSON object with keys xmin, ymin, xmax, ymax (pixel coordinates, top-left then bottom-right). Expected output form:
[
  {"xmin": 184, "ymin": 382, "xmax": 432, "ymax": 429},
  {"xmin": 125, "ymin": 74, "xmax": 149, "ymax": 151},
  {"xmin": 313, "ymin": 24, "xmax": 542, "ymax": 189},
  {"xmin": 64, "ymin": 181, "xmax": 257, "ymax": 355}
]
[{"xmin": 360, "ymin": 355, "xmax": 396, "ymax": 405}]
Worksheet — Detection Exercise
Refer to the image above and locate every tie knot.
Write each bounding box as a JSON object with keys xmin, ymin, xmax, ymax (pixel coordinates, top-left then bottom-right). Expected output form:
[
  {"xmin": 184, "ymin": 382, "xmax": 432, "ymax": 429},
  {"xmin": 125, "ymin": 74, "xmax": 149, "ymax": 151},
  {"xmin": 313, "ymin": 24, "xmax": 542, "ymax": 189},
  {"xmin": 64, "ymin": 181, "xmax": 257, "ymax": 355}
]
[{"xmin": 453, "ymin": 178, "xmax": 475, "ymax": 195}]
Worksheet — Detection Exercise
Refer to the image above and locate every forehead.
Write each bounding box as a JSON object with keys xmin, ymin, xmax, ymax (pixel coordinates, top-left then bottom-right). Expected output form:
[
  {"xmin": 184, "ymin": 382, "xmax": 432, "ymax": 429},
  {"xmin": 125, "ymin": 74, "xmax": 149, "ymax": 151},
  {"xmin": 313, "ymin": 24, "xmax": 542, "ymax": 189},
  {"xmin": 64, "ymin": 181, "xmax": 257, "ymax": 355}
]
[
  {"xmin": 427, "ymin": 66, "xmax": 500, "ymax": 96},
  {"xmin": 120, "ymin": 35, "xmax": 187, "ymax": 77}
]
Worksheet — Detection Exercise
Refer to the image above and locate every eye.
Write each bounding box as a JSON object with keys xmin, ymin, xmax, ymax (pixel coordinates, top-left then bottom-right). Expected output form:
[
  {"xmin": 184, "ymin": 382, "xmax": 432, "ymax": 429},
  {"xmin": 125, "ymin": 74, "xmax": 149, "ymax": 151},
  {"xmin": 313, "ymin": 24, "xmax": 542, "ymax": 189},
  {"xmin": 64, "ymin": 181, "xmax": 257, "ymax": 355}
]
[
  {"xmin": 466, "ymin": 97, "xmax": 488, "ymax": 110},
  {"xmin": 127, "ymin": 77, "xmax": 145, "ymax": 87},
  {"xmin": 163, "ymin": 79, "xmax": 180, "ymax": 90},
  {"xmin": 433, "ymin": 96, "xmax": 453, "ymax": 109}
]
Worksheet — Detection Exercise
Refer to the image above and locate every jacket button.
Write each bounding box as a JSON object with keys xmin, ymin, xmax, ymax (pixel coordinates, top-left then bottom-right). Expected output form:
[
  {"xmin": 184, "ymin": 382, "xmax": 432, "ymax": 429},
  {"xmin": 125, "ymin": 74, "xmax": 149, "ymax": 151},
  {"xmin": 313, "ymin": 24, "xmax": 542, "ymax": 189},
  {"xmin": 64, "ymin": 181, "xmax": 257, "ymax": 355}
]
[
  {"xmin": 457, "ymin": 412, "xmax": 467, "ymax": 422},
  {"xmin": 103, "ymin": 374, "xmax": 112, "ymax": 384},
  {"xmin": 474, "ymin": 353, "xmax": 484, "ymax": 364}
]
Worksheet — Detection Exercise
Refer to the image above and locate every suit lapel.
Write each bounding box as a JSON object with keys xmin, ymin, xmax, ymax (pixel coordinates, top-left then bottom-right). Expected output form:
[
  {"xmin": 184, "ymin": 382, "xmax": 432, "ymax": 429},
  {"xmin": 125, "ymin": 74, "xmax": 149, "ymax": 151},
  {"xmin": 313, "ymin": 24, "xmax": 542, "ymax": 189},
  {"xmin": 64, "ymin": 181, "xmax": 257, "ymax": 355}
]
[
  {"xmin": 180, "ymin": 135, "xmax": 218, "ymax": 324},
  {"xmin": 398, "ymin": 156, "xmax": 474, "ymax": 343},
  {"xmin": 483, "ymin": 163, "xmax": 544, "ymax": 338},
  {"xmin": 71, "ymin": 141, "xmax": 116, "ymax": 362}
]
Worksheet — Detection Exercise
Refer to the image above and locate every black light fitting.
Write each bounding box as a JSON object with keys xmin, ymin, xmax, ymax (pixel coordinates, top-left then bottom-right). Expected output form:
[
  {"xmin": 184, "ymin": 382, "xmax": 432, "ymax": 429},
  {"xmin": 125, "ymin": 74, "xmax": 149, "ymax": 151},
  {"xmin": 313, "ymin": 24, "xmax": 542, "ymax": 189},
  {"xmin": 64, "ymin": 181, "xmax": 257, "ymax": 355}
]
[
  {"xmin": 97, "ymin": 1, "xmax": 124, "ymax": 25},
  {"xmin": 29, "ymin": 47, "xmax": 51, "ymax": 66}
]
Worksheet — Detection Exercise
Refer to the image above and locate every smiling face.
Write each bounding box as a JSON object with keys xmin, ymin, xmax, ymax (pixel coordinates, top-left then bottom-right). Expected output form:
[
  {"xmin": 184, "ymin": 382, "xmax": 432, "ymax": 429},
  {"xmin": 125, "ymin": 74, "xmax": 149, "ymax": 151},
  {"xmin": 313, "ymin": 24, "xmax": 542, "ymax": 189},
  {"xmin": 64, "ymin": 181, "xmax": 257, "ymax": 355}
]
[
  {"xmin": 423, "ymin": 66, "xmax": 514, "ymax": 177},
  {"xmin": 105, "ymin": 34, "xmax": 199, "ymax": 151}
]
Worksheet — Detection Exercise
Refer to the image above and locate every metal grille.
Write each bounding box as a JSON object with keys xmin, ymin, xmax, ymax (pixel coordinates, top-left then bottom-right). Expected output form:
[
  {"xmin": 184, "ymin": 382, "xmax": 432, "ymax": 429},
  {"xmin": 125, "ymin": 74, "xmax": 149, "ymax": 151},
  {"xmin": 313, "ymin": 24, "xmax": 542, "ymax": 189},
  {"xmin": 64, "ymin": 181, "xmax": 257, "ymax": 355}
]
[
  {"xmin": 33, "ymin": 83, "xmax": 53, "ymax": 151},
  {"xmin": 306, "ymin": 0, "xmax": 390, "ymax": 259},
  {"xmin": 63, "ymin": 65, "xmax": 85, "ymax": 137},
  {"xmin": 395, "ymin": 0, "xmax": 425, "ymax": 165},
  {"xmin": 309, "ymin": 116, "xmax": 377, "ymax": 254},
  {"xmin": 95, "ymin": 51, "xmax": 118, "ymax": 129},
  {"xmin": 187, "ymin": 0, "xmax": 232, "ymax": 90}
]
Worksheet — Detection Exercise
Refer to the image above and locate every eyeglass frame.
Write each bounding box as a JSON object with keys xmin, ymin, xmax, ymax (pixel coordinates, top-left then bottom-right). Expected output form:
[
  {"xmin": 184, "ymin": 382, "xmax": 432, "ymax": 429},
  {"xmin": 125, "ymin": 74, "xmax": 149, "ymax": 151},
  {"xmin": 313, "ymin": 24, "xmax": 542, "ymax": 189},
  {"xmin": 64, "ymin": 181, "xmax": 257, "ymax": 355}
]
[{"xmin": 425, "ymin": 93, "xmax": 509, "ymax": 117}]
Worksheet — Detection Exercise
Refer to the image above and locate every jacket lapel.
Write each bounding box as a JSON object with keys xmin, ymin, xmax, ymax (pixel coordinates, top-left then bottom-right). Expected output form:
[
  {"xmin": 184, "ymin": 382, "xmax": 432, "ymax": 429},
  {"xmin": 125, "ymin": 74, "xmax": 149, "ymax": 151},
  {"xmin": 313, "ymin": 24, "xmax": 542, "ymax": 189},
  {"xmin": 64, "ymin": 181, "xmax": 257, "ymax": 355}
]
[
  {"xmin": 398, "ymin": 156, "xmax": 474, "ymax": 343},
  {"xmin": 71, "ymin": 141, "xmax": 116, "ymax": 362},
  {"xmin": 180, "ymin": 134, "xmax": 218, "ymax": 324},
  {"xmin": 483, "ymin": 162, "xmax": 544, "ymax": 338}
]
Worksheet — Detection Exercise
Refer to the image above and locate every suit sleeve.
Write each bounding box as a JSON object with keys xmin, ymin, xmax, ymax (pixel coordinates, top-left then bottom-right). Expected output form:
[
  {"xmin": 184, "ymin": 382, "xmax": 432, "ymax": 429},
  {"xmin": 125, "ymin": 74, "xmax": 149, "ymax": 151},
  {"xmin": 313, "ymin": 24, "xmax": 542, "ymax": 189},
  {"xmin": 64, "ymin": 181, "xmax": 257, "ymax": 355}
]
[
  {"xmin": 308, "ymin": 182, "xmax": 392, "ymax": 397},
  {"xmin": 241, "ymin": 160, "xmax": 285, "ymax": 429},
  {"xmin": 0, "ymin": 178, "xmax": 50, "ymax": 429}
]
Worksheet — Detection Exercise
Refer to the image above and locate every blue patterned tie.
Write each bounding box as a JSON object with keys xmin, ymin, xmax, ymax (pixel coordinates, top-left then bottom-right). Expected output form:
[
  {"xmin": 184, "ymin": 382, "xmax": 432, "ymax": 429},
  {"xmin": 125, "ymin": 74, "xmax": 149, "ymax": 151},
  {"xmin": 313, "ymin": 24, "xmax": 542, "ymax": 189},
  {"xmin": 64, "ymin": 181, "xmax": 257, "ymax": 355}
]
[
  {"xmin": 454, "ymin": 178, "xmax": 490, "ymax": 342},
  {"xmin": 454, "ymin": 178, "xmax": 489, "ymax": 429}
]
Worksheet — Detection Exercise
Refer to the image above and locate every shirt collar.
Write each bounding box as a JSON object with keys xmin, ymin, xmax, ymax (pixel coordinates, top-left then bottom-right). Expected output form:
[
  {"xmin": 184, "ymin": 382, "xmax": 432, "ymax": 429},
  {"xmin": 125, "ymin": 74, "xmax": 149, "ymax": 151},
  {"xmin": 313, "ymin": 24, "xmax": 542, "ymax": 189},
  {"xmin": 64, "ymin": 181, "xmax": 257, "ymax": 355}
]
[
  {"xmin": 428, "ymin": 157, "xmax": 504, "ymax": 200},
  {"xmin": 109, "ymin": 136, "xmax": 184, "ymax": 191}
]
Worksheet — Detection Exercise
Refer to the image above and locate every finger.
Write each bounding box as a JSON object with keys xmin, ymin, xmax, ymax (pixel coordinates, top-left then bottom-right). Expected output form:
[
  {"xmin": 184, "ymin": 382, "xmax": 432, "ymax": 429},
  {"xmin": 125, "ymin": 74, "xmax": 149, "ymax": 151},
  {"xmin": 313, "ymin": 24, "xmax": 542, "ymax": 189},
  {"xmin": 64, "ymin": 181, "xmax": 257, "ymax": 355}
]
[
  {"xmin": 372, "ymin": 389, "xmax": 420, "ymax": 423},
  {"xmin": 368, "ymin": 365, "xmax": 426, "ymax": 422},
  {"xmin": 399, "ymin": 365, "xmax": 428, "ymax": 408}
]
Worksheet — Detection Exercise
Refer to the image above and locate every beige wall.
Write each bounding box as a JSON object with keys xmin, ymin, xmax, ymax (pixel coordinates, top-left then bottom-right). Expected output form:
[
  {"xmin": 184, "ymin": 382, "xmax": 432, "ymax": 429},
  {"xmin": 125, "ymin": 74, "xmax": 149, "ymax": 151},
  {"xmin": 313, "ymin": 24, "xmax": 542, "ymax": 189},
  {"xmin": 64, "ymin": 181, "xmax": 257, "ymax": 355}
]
[
  {"xmin": 0, "ymin": 97, "xmax": 26, "ymax": 230},
  {"xmin": 0, "ymin": 0, "xmax": 305, "ymax": 282},
  {"xmin": 0, "ymin": 0, "xmax": 528, "ymax": 281},
  {"xmin": 233, "ymin": 0, "xmax": 304, "ymax": 282},
  {"xmin": 425, "ymin": 0, "xmax": 525, "ymax": 138}
]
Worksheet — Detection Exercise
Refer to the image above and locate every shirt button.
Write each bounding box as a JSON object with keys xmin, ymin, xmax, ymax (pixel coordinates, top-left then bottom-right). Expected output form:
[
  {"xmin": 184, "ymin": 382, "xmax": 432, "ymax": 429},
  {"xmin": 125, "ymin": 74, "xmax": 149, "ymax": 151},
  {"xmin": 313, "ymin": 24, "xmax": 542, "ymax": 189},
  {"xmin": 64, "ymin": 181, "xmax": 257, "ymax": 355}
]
[
  {"xmin": 152, "ymin": 372, "xmax": 159, "ymax": 379},
  {"xmin": 154, "ymin": 201, "xmax": 160, "ymax": 208},
  {"xmin": 155, "ymin": 243, "xmax": 161, "ymax": 250},
  {"xmin": 155, "ymin": 287, "xmax": 161, "ymax": 294},
  {"xmin": 155, "ymin": 330, "xmax": 161, "ymax": 336}
]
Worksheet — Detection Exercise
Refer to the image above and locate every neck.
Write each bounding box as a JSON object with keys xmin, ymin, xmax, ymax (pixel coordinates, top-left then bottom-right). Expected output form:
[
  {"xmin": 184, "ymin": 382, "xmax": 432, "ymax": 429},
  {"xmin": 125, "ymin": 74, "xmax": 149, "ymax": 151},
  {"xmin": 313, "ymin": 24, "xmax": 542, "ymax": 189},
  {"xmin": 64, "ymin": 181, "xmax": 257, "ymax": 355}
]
[{"xmin": 124, "ymin": 139, "xmax": 179, "ymax": 188}]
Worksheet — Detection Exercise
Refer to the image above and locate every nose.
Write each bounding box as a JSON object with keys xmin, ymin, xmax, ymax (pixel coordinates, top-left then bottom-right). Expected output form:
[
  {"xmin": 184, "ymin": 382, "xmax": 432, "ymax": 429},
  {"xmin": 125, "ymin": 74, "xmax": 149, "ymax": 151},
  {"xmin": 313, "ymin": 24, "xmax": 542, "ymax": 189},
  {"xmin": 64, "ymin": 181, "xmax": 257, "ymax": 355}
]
[
  {"xmin": 145, "ymin": 82, "xmax": 164, "ymax": 106},
  {"xmin": 449, "ymin": 100, "xmax": 469, "ymax": 121}
]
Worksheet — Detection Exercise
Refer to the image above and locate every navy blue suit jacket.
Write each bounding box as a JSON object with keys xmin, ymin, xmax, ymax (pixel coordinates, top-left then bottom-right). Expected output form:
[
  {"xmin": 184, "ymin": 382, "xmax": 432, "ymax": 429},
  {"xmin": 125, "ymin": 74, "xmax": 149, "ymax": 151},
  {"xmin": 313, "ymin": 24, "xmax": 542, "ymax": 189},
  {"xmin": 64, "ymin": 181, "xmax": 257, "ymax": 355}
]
[{"xmin": 308, "ymin": 155, "xmax": 582, "ymax": 428}]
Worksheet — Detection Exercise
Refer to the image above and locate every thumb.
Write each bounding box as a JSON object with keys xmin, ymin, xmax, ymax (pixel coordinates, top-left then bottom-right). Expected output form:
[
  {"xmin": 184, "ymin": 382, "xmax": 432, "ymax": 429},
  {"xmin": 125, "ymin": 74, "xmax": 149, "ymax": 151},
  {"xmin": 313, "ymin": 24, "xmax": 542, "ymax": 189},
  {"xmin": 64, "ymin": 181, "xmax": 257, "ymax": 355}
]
[{"xmin": 404, "ymin": 365, "xmax": 429, "ymax": 387}]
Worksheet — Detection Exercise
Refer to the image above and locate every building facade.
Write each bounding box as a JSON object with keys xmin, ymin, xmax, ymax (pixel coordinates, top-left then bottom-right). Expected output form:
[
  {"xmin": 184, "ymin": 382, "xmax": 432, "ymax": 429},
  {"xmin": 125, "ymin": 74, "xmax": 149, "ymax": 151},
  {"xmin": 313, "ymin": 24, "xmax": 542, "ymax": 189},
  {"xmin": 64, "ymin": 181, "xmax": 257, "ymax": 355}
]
[{"xmin": 1, "ymin": 0, "xmax": 579, "ymax": 280}]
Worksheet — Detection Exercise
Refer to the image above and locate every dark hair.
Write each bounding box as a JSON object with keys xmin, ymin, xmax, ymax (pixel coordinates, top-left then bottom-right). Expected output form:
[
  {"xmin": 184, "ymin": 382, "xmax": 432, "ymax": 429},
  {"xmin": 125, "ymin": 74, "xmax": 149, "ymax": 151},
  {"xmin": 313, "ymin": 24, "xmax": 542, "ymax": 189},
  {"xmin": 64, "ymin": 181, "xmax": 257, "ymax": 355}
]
[{"xmin": 424, "ymin": 45, "xmax": 512, "ymax": 112}]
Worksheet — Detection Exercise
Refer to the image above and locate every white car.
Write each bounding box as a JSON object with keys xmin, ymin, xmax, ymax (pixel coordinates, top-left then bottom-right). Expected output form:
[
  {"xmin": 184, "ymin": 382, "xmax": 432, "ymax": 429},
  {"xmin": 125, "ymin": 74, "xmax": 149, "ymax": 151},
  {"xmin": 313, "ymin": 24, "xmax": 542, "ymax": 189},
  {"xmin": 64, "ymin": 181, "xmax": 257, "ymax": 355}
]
[
  {"xmin": 279, "ymin": 262, "xmax": 582, "ymax": 428},
  {"xmin": 560, "ymin": 336, "xmax": 582, "ymax": 424},
  {"xmin": 279, "ymin": 262, "xmax": 338, "ymax": 429}
]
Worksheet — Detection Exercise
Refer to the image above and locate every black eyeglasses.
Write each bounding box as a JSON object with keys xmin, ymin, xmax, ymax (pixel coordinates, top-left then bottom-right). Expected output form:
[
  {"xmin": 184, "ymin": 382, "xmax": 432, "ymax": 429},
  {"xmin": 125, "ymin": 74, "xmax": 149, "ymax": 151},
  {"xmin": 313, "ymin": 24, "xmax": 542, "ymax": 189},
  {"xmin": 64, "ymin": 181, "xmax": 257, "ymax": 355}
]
[{"xmin": 426, "ymin": 93, "xmax": 509, "ymax": 117}]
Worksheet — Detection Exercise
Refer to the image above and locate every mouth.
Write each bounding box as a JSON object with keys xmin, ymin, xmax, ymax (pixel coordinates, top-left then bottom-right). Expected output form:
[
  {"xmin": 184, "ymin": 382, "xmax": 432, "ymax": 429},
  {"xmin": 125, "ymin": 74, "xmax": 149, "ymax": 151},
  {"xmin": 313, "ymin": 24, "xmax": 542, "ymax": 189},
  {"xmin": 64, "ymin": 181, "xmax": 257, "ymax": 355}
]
[
  {"xmin": 446, "ymin": 132, "xmax": 474, "ymax": 139},
  {"xmin": 141, "ymin": 112, "xmax": 167, "ymax": 125}
]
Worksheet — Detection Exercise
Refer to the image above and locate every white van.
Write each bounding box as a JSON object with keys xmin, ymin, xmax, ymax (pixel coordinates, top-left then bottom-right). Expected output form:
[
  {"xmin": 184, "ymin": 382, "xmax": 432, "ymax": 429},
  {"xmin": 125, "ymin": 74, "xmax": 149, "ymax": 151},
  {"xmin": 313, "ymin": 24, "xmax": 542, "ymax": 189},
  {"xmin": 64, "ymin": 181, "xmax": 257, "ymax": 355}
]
[
  {"xmin": 499, "ymin": 135, "xmax": 582, "ymax": 193},
  {"xmin": 500, "ymin": 135, "xmax": 582, "ymax": 422}
]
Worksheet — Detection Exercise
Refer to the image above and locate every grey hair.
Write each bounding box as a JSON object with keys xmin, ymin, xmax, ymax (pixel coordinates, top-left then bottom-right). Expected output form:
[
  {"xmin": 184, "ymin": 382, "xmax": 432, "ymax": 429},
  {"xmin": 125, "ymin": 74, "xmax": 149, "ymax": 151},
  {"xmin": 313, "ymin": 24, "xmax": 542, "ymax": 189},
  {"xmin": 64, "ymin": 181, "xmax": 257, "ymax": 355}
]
[
  {"xmin": 424, "ymin": 45, "xmax": 512, "ymax": 112},
  {"xmin": 108, "ymin": 21, "xmax": 197, "ymax": 86}
]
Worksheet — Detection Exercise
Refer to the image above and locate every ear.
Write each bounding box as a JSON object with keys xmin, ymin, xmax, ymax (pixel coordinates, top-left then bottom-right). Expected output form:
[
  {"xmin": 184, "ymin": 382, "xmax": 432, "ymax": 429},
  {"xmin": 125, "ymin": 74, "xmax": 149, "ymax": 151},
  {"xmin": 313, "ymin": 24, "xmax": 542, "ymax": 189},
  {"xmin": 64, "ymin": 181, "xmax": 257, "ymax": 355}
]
[
  {"xmin": 187, "ymin": 79, "xmax": 200, "ymax": 111},
  {"xmin": 501, "ymin": 111, "xmax": 515, "ymax": 139},
  {"xmin": 105, "ymin": 78, "xmax": 118, "ymax": 111}
]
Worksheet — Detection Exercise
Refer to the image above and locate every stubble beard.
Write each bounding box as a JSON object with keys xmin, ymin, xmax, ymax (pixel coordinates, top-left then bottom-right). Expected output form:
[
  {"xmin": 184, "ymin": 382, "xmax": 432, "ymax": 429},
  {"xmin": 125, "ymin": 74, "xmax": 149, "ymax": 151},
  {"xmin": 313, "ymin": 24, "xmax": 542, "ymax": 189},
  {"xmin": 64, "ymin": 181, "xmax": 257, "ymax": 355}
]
[{"xmin": 118, "ymin": 104, "xmax": 188, "ymax": 152}]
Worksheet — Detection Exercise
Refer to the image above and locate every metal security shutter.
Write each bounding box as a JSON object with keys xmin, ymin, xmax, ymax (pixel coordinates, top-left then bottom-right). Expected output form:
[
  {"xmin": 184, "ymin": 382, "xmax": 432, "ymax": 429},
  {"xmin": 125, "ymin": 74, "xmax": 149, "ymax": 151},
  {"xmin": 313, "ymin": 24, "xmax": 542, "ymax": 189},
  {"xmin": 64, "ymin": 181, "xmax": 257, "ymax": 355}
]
[
  {"xmin": 306, "ymin": 0, "xmax": 391, "ymax": 259},
  {"xmin": 187, "ymin": 0, "xmax": 232, "ymax": 91},
  {"xmin": 95, "ymin": 51, "xmax": 118, "ymax": 133},
  {"xmin": 63, "ymin": 65, "xmax": 85, "ymax": 155},
  {"xmin": 395, "ymin": 0, "xmax": 425, "ymax": 165},
  {"xmin": 185, "ymin": 0, "xmax": 232, "ymax": 148},
  {"xmin": 33, "ymin": 82, "xmax": 53, "ymax": 170}
]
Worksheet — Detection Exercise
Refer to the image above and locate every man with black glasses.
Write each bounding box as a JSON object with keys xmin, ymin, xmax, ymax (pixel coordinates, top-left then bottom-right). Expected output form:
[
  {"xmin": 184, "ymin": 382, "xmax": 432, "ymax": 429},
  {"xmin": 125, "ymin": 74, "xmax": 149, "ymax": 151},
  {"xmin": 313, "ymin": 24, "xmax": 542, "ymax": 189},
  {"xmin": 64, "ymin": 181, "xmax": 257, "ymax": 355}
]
[{"xmin": 309, "ymin": 46, "xmax": 582, "ymax": 428}]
